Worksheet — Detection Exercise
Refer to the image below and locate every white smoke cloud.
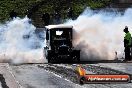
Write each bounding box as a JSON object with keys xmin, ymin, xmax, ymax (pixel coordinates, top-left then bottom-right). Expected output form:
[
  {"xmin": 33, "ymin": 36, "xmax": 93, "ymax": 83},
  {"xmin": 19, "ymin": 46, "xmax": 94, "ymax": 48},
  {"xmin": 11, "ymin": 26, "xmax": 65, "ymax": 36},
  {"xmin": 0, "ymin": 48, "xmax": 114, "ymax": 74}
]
[
  {"xmin": 0, "ymin": 8, "xmax": 132, "ymax": 63},
  {"xmin": 0, "ymin": 17, "xmax": 45, "ymax": 64},
  {"xmin": 65, "ymin": 8, "xmax": 132, "ymax": 61}
]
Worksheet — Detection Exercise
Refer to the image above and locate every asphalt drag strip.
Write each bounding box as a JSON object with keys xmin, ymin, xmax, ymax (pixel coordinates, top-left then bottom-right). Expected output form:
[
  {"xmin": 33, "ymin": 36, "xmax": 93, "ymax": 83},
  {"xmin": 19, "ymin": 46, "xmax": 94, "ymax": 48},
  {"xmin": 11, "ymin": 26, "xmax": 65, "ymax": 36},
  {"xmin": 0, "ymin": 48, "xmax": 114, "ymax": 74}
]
[
  {"xmin": 38, "ymin": 64, "xmax": 132, "ymax": 88},
  {"xmin": 37, "ymin": 64, "xmax": 79, "ymax": 84},
  {"xmin": 10, "ymin": 64, "xmax": 84, "ymax": 88},
  {"xmin": 0, "ymin": 63, "xmax": 20, "ymax": 88},
  {"xmin": 1, "ymin": 63, "xmax": 130, "ymax": 88}
]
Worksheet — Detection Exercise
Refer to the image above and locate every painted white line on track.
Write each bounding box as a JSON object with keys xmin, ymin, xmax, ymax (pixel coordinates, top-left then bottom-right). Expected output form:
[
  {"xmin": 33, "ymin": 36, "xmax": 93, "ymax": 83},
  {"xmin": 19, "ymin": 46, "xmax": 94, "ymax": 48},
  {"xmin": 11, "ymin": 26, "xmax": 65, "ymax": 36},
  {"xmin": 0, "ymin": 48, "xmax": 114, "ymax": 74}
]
[
  {"xmin": 6, "ymin": 64, "xmax": 23, "ymax": 88},
  {"xmin": 44, "ymin": 69, "xmax": 86, "ymax": 88}
]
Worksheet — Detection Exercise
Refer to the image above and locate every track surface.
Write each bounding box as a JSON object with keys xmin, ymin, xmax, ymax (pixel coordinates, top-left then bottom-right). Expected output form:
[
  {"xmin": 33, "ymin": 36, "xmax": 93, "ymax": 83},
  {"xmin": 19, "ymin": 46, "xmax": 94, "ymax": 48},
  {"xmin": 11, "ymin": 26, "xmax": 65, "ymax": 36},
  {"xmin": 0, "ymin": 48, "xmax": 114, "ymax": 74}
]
[
  {"xmin": 11, "ymin": 64, "xmax": 82, "ymax": 88},
  {"xmin": 1, "ymin": 63, "xmax": 132, "ymax": 88},
  {"xmin": 0, "ymin": 63, "xmax": 19, "ymax": 88},
  {"xmin": 39, "ymin": 64, "xmax": 132, "ymax": 88}
]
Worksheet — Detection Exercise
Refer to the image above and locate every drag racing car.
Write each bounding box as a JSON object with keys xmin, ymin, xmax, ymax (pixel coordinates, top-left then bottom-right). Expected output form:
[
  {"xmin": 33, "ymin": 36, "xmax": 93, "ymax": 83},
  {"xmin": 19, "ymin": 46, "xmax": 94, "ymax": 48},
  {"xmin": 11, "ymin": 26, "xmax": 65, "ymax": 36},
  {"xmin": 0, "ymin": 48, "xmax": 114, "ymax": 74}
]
[{"xmin": 44, "ymin": 25, "xmax": 80, "ymax": 63}]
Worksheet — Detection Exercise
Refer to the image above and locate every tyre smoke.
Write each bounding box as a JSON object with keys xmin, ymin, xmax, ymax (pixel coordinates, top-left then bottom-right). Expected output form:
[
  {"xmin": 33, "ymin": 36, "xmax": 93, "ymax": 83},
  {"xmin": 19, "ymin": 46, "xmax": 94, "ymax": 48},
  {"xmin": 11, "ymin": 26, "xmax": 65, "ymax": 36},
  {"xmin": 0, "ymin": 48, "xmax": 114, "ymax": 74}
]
[
  {"xmin": 65, "ymin": 8, "xmax": 132, "ymax": 61},
  {"xmin": 0, "ymin": 17, "xmax": 45, "ymax": 64},
  {"xmin": 0, "ymin": 8, "xmax": 132, "ymax": 63}
]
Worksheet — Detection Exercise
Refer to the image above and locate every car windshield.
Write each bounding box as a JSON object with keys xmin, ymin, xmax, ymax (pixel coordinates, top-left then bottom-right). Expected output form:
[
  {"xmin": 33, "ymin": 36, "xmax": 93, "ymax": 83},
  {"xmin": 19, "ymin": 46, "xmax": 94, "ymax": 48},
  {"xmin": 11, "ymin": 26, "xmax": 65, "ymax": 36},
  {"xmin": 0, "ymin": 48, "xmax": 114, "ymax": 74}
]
[
  {"xmin": 56, "ymin": 31, "xmax": 63, "ymax": 35},
  {"xmin": 53, "ymin": 30, "xmax": 71, "ymax": 40}
]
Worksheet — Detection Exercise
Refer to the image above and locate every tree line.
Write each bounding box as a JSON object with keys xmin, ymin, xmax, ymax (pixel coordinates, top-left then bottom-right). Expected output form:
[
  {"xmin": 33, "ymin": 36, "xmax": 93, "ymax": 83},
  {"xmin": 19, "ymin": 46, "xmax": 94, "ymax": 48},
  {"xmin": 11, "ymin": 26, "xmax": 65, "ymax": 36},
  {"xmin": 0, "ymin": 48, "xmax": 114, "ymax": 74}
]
[{"xmin": 0, "ymin": 0, "xmax": 111, "ymax": 22}]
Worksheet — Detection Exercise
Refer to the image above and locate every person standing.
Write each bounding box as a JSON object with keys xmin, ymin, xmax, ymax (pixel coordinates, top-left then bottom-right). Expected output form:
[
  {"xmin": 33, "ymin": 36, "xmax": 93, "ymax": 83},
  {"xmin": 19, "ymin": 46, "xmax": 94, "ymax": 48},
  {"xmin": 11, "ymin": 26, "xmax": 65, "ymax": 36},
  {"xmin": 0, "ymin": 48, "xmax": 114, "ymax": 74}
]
[{"xmin": 123, "ymin": 26, "xmax": 132, "ymax": 61}]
